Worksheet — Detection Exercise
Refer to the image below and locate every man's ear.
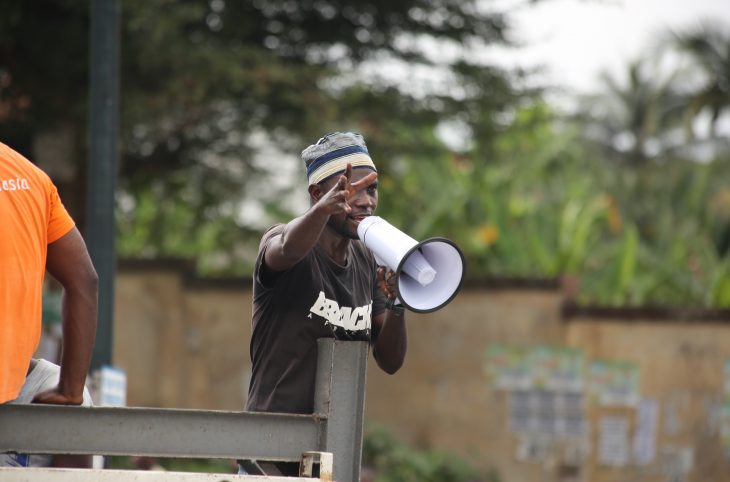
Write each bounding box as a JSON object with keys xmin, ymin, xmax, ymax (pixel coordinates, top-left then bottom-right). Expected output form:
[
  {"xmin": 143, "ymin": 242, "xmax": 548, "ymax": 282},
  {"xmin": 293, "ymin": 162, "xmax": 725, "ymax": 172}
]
[{"xmin": 308, "ymin": 184, "xmax": 322, "ymax": 203}]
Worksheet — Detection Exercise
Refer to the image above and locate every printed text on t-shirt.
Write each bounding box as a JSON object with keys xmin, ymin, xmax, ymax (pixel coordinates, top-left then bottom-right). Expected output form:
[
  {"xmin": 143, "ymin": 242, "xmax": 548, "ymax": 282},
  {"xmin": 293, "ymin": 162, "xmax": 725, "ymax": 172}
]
[
  {"xmin": 309, "ymin": 291, "xmax": 372, "ymax": 331},
  {"xmin": 0, "ymin": 177, "xmax": 31, "ymax": 192}
]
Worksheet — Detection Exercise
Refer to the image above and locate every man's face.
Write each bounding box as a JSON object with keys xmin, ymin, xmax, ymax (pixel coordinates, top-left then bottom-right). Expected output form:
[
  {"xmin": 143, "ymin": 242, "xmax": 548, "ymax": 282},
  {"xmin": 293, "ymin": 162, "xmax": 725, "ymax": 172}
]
[{"xmin": 322, "ymin": 168, "xmax": 379, "ymax": 240}]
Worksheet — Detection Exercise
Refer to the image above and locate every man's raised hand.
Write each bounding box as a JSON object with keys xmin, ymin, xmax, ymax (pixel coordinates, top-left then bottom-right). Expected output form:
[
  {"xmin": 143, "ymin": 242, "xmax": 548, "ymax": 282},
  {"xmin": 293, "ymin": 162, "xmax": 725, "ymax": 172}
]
[{"xmin": 316, "ymin": 163, "xmax": 377, "ymax": 216}]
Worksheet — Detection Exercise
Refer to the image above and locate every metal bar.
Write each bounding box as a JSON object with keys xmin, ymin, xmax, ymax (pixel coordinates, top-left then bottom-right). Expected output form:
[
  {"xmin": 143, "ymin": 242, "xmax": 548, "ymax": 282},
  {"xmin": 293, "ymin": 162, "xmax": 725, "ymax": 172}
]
[
  {"xmin": 299, "ymin": 451, "xmax": 333, "ymax": 480},
  {"xmin": 313, "ymin": 340, "xmax": 369, "ymax": 482},
  {"xmin": 0, "ymin": 340, "xmax": 369, "ymax": 480},
  {"xmin": 0, "ymin": 467, "xmax": 318, "ymax": 482},
  {"xmin": 0, "ymin": 405, "xmax": 323, "ymax": 461},
  {"xmin": 88, "ymin": 0, "xmax": 120, "ymax": 370}
]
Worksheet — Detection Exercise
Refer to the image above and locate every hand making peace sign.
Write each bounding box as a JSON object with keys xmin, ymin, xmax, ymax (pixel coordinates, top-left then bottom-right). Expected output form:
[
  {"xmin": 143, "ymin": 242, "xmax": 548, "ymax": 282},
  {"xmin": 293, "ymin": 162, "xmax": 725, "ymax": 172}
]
[{"xmin": 316, "ymin": 163, "xmax": 378, "ymax": 216}]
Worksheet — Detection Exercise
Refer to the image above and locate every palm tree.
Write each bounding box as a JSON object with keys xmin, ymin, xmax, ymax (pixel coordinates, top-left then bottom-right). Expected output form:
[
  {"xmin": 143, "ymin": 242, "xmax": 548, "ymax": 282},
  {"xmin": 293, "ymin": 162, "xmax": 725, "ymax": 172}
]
[
  {"xmin": 672, "ymin": 21, "xmax": 730, "ymax": 140},
  {"xmin": 575, "ymin": 58, "xmax": 686, "ymax": 165}
]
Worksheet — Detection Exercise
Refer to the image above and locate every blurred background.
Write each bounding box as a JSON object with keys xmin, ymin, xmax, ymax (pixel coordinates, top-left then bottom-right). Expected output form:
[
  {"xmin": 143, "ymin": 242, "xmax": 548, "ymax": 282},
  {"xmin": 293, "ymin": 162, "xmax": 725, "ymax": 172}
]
[{"xmin": 2, "ymin": 0, "xmax": 730, "ymax": 481}]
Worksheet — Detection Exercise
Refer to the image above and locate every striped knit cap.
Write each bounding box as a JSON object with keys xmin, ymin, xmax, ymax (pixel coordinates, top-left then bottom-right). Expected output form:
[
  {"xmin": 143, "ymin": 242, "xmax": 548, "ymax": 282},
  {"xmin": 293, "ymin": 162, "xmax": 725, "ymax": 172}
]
[{"xmin": 302, "ymin": 132, "xmax": 377, "ymax": 185}]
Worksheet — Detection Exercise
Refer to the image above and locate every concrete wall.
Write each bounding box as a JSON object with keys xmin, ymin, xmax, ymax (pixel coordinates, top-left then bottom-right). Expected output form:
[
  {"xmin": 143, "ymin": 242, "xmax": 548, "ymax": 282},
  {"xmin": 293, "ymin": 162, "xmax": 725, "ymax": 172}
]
[
  {"xmin": 365, "ymin": 285, "xmax": 567, "ymax": 482},
  {"xmin": 111, "ymin": 261, "xmax": 730, "ymax": 482},
  {"xmin": 566, "ymin": 313, "xmax": 730, "ymax": 482},
  {"xmin": 113, "ymin": 261, "xmax": 252, "ymax": 409}
]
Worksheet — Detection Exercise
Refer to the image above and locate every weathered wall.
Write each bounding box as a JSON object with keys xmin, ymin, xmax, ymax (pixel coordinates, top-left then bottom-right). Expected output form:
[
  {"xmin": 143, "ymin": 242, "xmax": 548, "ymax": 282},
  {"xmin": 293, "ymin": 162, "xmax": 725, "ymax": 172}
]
[
  {"xmin": 111, "ymin": 261, "xmax": 730, "ymax": 482},
  {"xmin": 365, "ymin": 285, "xmax": 566, "ymax": 482},
  {"xmin": 566, "ymin": 315, "xmax": 730, "ymax": 482},
  {"xmin": 113, "ymin": 261, "xmax": 251, "ymax": 409}
]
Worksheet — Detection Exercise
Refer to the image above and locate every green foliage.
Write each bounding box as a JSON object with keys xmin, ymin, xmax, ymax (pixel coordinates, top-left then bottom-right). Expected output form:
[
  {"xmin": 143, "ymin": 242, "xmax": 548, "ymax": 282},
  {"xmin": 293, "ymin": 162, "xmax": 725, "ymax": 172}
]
[
  {"xmin": 575, "ymin": 58, "xmax": 687, "ymax": 164},
  {"xmin": 710, "ymin": 261, "xmax": 730, "ymax": 306},
  {"xmin": 0, "ymin": 0, "xmax": 520, "ymax": 275},
  {"xmin": 375, "ymin": 100, "xmax": 730, "ymax": 307},
  {"xmin": 672, "ymin": 21, "xmax": 730, "ymax": 139},
  {"xmin": 363, "ymin": 427, "xmax": 495, "ymax": 482},
  {"xmin": 109, "ymin": 0, "xmax": 520, "ymax": 275},
  {"xmin": 3, "ymin": 2, "xmax": 730, "ymax": 306}
]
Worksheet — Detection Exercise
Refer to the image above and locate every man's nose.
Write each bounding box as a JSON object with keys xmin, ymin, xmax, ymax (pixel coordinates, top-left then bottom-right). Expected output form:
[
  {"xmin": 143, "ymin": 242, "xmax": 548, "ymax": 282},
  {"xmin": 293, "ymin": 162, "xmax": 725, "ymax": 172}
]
[{"xmin": 351, "ymin": 189, "xmax": 375, "ymax": 209}]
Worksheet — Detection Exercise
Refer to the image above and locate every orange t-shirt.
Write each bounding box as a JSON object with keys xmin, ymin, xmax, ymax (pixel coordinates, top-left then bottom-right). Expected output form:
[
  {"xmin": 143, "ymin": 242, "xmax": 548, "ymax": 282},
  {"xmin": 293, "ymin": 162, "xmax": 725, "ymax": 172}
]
[{"xmin": 0, "ymin": 142, "xmax": 75, "ymax": 403}]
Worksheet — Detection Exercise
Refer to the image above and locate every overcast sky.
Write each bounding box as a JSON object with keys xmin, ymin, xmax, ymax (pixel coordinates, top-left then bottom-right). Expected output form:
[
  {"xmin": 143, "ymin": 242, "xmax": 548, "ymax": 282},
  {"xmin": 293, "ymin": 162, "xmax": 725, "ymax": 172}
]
[{"xmin": 497, "ymin": 0, "xmax": 730, "ymax": 93}]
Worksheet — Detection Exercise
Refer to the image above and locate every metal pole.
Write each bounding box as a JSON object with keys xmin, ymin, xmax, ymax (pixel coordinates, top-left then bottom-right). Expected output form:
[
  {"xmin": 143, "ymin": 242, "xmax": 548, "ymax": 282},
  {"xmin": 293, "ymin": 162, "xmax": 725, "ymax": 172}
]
[
  {"xmin": 87, "ymin": 0, "xmax": 120, "ymax": 369},
  {"xmin": 0, "ymin": 405, "xmax": 323, "ymax": 461},
  {"xmin": 314, "ymin": 339, "xmax": 369, "ymax": 482}
]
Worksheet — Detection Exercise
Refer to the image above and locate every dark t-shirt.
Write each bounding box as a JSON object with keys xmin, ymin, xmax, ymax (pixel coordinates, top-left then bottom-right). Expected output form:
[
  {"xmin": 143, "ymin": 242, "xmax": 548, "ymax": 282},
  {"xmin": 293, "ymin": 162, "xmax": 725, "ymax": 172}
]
[{"xmin": 246, "ymin": 224, "xmax": 386, "ymax": 414}]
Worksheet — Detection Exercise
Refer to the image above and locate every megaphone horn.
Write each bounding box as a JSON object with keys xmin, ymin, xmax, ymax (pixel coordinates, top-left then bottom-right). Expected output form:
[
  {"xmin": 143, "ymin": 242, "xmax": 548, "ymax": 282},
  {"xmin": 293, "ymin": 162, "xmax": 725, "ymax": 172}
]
[{"xmin": 357, "ymin": 216, "xmax": 465, "ymax": 313}]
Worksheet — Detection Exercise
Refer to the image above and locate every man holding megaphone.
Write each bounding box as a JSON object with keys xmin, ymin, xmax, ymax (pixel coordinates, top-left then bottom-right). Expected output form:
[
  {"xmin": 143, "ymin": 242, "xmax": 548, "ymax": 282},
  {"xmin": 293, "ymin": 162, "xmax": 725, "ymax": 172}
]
[{"xmin": 242, "ymin": 132, "xmax": 407, "ymax": 476}]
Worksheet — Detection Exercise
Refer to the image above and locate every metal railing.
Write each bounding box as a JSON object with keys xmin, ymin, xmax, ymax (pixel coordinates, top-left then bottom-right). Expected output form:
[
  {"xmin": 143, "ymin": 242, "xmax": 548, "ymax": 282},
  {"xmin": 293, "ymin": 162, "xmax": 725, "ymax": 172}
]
[{"xmin": 0, "ymin": 339, "xmax": 368, "ymax": 482}]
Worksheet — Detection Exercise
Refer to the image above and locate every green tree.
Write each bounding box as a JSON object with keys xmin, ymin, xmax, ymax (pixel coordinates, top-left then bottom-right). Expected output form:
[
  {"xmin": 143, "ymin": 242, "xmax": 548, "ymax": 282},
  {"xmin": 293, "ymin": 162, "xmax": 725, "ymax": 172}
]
[
  {"xmin": 672, "ymin": 21, "xmax": 730, "ymax": 140},
  {"xmin": 576, "ymin": 58, "xmax": 687, "ymax": 165},
  {"xmin": 0, "ymin": 0, "xmax": 520, "ymax": 274},
  {"xmin": 363, "ymin": 427, "xmax": 493, "ymax": 482}
]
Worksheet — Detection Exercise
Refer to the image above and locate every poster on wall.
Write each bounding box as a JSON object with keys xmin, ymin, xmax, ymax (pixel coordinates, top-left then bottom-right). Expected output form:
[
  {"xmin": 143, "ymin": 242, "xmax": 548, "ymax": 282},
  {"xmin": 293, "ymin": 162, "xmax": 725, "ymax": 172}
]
[
  {"xmin": 632, "ymin": 399, "xmax": 658, "ymax": 465},
  {"xmin": 485, "ymin": 344, "xmax": 584, "ymax": 392},
  {"xmin": 588, "ymin": 360, "xmax": 640, "ymax": 406},
  {"xmin": 509, "ymin": 389, "xmax": 586, "ymax": 437},
  {"xmin": 531, "ymin": 345, "xmax": 584, "ymax": 392},
  {"xmin": 484, "ymin": 345, "xmax": 532, "ymax": 390},
  {"xmin": 599, "ymin": 416, "xmax": 630, "ymax": 467}
]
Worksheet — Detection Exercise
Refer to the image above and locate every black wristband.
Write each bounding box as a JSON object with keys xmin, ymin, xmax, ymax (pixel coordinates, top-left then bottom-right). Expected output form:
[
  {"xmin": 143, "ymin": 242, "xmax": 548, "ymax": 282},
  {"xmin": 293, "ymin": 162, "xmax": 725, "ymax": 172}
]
[{"xmin": 385, "ymin": 297, "xmax": 405, "ymax": 315}]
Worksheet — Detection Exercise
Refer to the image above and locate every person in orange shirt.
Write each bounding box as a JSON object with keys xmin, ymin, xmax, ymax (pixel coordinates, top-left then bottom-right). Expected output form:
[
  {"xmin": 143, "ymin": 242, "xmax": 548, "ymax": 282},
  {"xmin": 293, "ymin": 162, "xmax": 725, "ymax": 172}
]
[{"xmin": 0, "ymin": 142, "xmax": 98, "ymax": 467}]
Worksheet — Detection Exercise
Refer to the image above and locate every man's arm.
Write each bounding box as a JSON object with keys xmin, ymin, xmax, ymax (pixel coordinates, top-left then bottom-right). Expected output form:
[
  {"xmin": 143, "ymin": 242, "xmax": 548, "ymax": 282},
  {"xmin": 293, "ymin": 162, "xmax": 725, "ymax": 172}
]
[
  {"xmin": 371, "ymin": 267, "xmax": 407, "ymax": 374},
  {"xmin": 264, "ymin": 198, "xmax": 335, "ymax": 272},
  {"xmin": 33, "ymin": 227, "xmax": 98, "ymax": 406},
  {"xmin": 265, "ymin": 164, "xmax": 377, "ymax": 272},
  {"xmin": 372, "ymin": 310, "xmax": 407, "ymax": 374}
]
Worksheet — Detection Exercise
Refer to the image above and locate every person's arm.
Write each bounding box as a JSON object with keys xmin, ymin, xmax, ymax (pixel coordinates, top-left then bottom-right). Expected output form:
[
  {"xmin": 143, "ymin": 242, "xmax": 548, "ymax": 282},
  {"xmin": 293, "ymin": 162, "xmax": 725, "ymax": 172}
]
[
  {"xmin": 265, "ymin": 164, "xmax": 377, "ymax": 272},
  {"xmin": 371, "ymin": 267, "xmax": 407, "ymax": 374},
  {"xmin": 32, "ymin": 227, "xmax": 98, "ymax": 406}
]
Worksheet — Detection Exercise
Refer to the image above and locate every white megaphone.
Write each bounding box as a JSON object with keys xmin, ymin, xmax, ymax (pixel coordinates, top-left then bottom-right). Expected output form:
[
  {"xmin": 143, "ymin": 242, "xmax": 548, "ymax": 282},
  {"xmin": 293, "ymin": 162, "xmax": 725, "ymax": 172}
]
[{"xmin": 357, "ymin": 216, "xmax": 465, "ymax": 313}]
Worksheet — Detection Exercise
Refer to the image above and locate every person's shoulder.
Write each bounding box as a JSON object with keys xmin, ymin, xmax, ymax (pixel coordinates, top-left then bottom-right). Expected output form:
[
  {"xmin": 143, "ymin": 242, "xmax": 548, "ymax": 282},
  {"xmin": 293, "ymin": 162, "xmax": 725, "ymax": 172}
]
[
  {"xmin": 261, "ymin": 223, "xmax": 286, "ymax": 244},
  {"xmin": 0, "ymin": 142, "xmax": 55, "ymax": 187},
  {"xmin": 259, "ymin": 224, "xmax": 285, "ymax": 248},
  {"xmin": 263, "ymin": 223, "xmax": 285, "ymax": 238}
]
